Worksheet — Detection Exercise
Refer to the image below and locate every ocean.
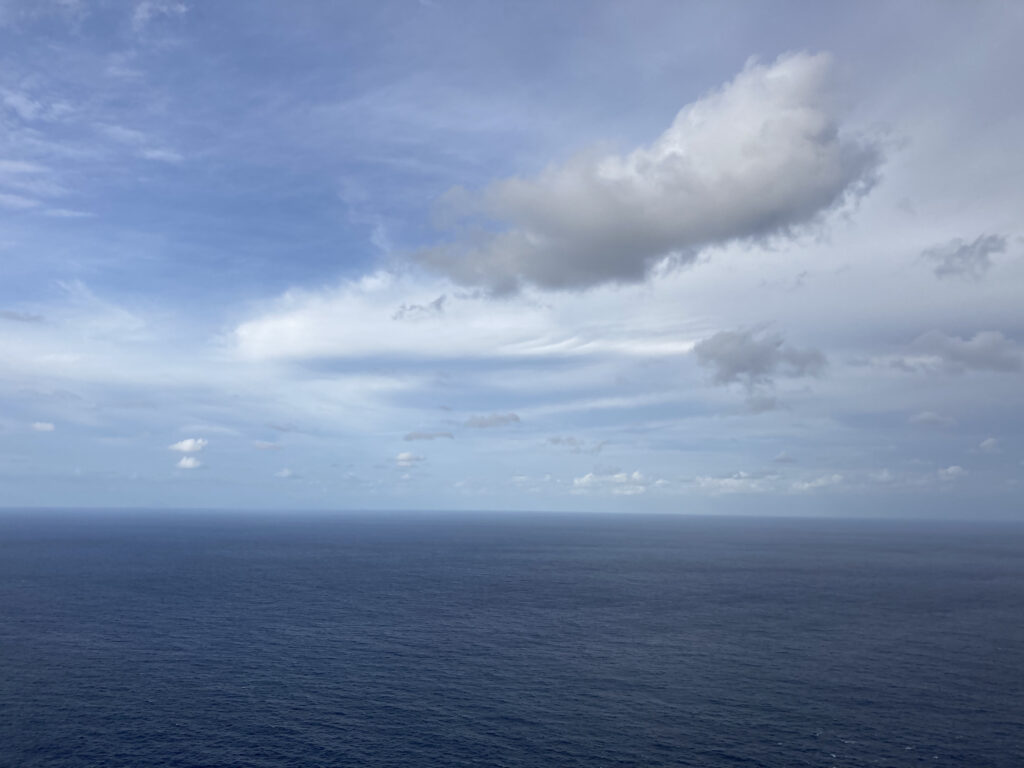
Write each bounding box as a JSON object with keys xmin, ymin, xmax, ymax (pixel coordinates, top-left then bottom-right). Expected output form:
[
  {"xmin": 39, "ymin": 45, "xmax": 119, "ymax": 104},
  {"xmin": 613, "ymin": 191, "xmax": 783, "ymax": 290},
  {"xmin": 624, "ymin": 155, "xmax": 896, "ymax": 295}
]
[{"xmin": 1, "ymin": 512, "xmax": 1021, "ymax": 767}]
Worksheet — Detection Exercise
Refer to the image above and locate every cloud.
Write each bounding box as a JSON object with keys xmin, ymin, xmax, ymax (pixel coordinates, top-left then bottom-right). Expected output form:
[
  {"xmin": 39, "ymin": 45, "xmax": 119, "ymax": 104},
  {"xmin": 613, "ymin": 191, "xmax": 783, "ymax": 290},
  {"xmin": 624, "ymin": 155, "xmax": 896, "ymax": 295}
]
[
  {"xmin": 464, "ymin": 412, "xmax": 520, "ymax": 428},
  {"xmin": 416, "ymin": 51, "xmax": 879, "ymax": 292},
  {"xmin": 32, "ymin": 421, "xmax": 55, "ymax": 432},
  {"xmin": 229, "ymin": 271, "xmax": 698, "ymax": 364},
  {"xmin": 0, "ymin": 192, "xmax": 40, "ymax": 210},
  {"xmin": 909, "ymin": 411, "xmax": 956, "ymax": 426},
  {"xmin": 978, "ymin": 437, "xmax": 1000, "ymax": 454},
  {"xmin": 773, "ymin": 451, "xmax": 796, "ymax": 464},
  {"xmin": 392, "ymin": 295, "xmax": 446, "ymax": 320},
  {"xmin": 921, "ymin": 234, "xmax": 1006, "ymax": 280},
  {"xmin": 1, "ymin": 88, "xmax": 43, "ymax": 121},
  {"xmin": 176, "ymin": 456, "xmax": 200, "ymax": 470},
  {"xmin": 396, "ymin": 451, "xmax": 425, "ymax": 467},
  {"xmin": 693, "ymin": 328, "xmax": 825, "ymax": 406},
  {"xmin": 274, "ymin": 468, "xmax": 294, "ymax": 479},
  {"xmin": 44, "ymin": 208, "xmax": 94, "ymax": 218},
  {"xmin": 1, "ymin": 309, "xmax": 44, "ymax": 325},
  {"xmin": 98, "ymin": 123, "xmax": 183, "ymax": 164},
  {"xmin": 132, "ymin": 0, "xmax": 187, "ymax": 33},
  {"xmin": 792, "ymin": 473, "xmax": 843, "ymax": 492},
  {"xmin": 938, "ymin": 465, "xmax": 965, "ymax": 481},
  {"xmin": 253, "ymin": 440, "xmax": 282, "ymax": 450},
  {"xmin": 139, "ymin": 147, "xmax": 184, "ymax": 164},
  {"xmin": 547, "ymin": 435, "xmax": 604, "ymax": 454},
  {"xmin": 168, "ymin": 437, "xmax": 207, "ymax": 453},
  {"xmin": 573, "ymin": 469, "xmax": 654, "ymax": 496},
  {"xmin": 695, "ymin": 472, "xmax": 777, "ymax": 494},
  {"xmin": 404, "ymin": 430, "xmax": 454, "ymax": 441},
  {"xmin": 913, "ymin": 330, "xmax": 1022, "ymax": 373}
]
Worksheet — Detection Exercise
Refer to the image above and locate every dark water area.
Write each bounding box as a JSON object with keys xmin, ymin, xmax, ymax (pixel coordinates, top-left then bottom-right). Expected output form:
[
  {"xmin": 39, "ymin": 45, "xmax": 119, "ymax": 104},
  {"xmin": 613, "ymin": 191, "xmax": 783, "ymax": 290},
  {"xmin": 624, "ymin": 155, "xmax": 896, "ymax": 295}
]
[{"xmin": 1, "ymin": 511, "xmax": 1022, "ymax": 767}]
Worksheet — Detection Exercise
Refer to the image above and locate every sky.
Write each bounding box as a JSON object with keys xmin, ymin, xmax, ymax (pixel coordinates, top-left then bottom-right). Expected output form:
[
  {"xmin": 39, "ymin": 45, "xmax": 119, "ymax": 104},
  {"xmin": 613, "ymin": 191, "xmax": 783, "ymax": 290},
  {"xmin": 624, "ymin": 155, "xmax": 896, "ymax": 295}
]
[{"xmin": 1, "ymin": 0, "xmax": 1022, "ymax": 514}]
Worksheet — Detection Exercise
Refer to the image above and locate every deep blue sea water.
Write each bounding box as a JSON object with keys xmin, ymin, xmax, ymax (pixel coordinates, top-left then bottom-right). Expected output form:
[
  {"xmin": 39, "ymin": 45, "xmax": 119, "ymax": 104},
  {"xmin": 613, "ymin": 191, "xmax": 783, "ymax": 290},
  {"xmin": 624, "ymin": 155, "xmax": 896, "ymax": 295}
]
[{"xmin": 1, "ymin": 512, "xmax": 1022, "ymax": 767}]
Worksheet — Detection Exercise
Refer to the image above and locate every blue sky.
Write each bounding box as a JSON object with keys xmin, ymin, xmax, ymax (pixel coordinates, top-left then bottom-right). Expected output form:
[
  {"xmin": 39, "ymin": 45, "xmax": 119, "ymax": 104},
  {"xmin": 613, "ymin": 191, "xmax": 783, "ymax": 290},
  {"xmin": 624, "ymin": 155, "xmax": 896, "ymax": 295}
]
[{"xmin": 1, "ymin": 0, "xmax": 1022, "ymax": 513}]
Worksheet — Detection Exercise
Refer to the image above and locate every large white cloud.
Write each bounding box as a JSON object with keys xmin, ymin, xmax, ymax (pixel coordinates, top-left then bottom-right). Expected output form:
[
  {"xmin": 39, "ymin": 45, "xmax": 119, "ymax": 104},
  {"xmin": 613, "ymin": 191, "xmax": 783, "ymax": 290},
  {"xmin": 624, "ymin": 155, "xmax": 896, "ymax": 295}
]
[{"xmin": 417, "ymin": 52, "xmax": 880, "ymax": 292}]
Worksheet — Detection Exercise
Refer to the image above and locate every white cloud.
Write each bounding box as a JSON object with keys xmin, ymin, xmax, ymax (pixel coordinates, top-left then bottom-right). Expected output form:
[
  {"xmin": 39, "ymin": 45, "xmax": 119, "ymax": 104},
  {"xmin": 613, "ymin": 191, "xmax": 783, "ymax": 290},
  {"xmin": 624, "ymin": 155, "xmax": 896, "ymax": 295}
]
[
  {"xmin": 0, "ymin": 192, "xmax": 40, "ymax": 210},
  {"xmin": 253, "ymin": 440, "xmax": 282, "ymax": 450},
  {"xmin": 694, "ymin": 472, "xmax": 777, "ymax": 495},
  {"xmin": 417, "ymin": 51, "xmax": 879, "ymax": 292},
  {"xmin": 396, "ymin": 452, "xmax": 425, "ymax": 467},
  {"xmin": 792, "ymin": 474, "xmax": 843, "ymax": 492},
  {"xmin": 31, "ymin": 421, "xmax": 55, "ymax": 432},
  {"xmin": 274, "ymin": 468, "xmax": 293, "ymax": 479},
  {"xmin": 573, "ymin": 469, "xmax": 654, "ymax": 496},
  {"xmin": 176, "ymin": 456, "xmax": 200, "ymax": 470},
  {"xmin": 169, "ymin": 437, "xmax": 207, "ymax": 453},
  {"xmin": 229, "ymin": 271, "xmax": 699, "ymax": 364},
  {"xmin": 132, "ymin": 0, "xmax": 187, "ymax": 33},
  {"xmin": 938, "ymin": 465, "xmax": 966, "ymax": 481},
  {"xmin": 978, "ymin": 437, "xmax": 1000, "ymax": 454},
  {"xmin": 140, "ymin": 147, "xmax": 184, "ymax": 163},
  {"xmin": 1, "ymin": 88, "xmax": 43, "ymax": 121}
]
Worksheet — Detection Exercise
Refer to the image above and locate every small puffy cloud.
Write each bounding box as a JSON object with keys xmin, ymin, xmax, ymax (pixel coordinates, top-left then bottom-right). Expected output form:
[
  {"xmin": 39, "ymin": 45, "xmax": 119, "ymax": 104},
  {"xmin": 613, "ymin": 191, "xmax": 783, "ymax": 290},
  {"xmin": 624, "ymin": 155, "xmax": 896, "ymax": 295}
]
[
  {"xmin": 396, "ymin": 452, "xmax": 425, "ymax": 467},
  {"xmin": 922, "ymin": 234, "xmax": 1006, "ymax": 280},
  {"xmin": 176, "ymin": 456, "xmax": 200, "ymax": 470},
  {"xmin": 773, "ymin": 451, "xmax": 796, "ymax": 464},
  {"xmin": 978, "ymin": 437, "xmax": 1000, "ymax": 454},
  {"xmin": 253, "ymin": 440, "xmax": 282, "ymax": 450},
  {"xmin": 694, "ymin": 329, "xmax": 825, "ymax": 408},
  {"xmin": 404, "ymin": 430, "xmax": 454, "ymax": 441},
  {"xmin": 913, "ymin": 330, "xmax": 1021, "ymax": 373},
  {"xmin": 416, "ymin": 52, "xmax": 879, "ymax": 292},
  {"xmin": 938, "ymin": 465, "xmax": 966, "ymax": 481},
  {"xmin": 169, "ymin": 437, "xmax": 207, "ymax": 453},
  {"xmin": 464, "ymin": 412, "xmax": 520, "ymax": 429},
  {"xmin": 32, "ymin": 421, "xmax": 55, "ymax": 432},
  {"xmin": 909, "ymin": 411, "xmax": 956, "ymax": 426},
  {"xmin": 274, "ymin": 468, "xmax": 294, "ymax": 479}
]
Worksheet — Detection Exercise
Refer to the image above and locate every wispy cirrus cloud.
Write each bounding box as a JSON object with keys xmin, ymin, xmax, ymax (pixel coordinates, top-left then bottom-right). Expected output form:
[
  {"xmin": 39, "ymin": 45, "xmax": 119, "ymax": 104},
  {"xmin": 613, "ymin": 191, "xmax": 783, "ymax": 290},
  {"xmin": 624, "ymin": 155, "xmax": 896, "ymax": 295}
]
[
  {"xmin": 404, "ymin": 430, "xmax": 454, "ymax": 441},
  {"xmin": 464, "ymin": 412, "xmax": 520, "ymax": 429}
]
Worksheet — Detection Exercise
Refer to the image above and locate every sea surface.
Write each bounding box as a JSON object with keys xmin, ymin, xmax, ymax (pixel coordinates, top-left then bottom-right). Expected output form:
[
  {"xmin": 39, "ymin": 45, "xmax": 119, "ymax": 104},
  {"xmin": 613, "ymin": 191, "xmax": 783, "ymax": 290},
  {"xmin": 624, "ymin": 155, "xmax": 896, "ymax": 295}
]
[{"xmin": 1, "ymin": 512, "xmax": 1022, "ymax": 767}]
